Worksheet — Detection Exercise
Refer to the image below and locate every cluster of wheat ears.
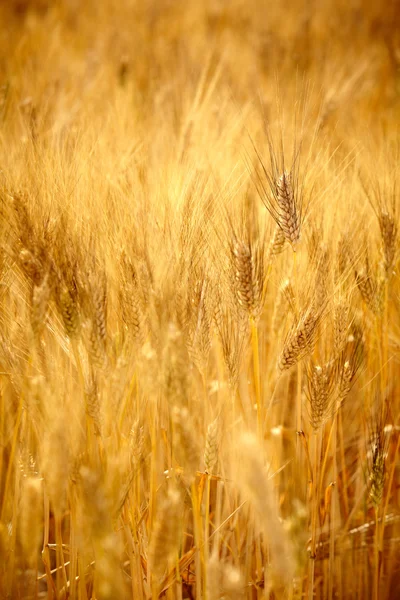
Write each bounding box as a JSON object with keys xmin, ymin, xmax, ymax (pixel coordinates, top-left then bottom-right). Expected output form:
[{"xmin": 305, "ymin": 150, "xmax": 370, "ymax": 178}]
[{"xmin": 0, "ymin": 1, "xmax": 400, "ymax": 599}]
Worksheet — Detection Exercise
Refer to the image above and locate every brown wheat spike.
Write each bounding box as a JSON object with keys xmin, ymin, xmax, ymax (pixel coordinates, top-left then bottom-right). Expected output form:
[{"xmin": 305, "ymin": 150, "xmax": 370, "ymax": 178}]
[
  {"xmin": 232, "ymin": 240, "xmax": 253, "ymax": 312},
  {"xmin": 213, "ymin": 283, "xmax": 224, "ymax": 333},
  {"xmin": 306, "ymin": 362, "xmax": 336, "ymax": 430},
  {"xmin": 369, "ymin": 434, "xmax": 386, "ymax": 509},
  {"xmin": 129, "ymin": 420, "xmax": 144, "ymax": 468},
  {"xmin": 231, "ymin": 237, "xmax": 264, "ymax": 320},
  {"xmin": 355, "ymin": 251, "xmax": 384, "ymax": 316},
  {"xmin": 338, "ymin": 360, "xmax": 352, "ymax": 402},
  {"xmin": 361, "ymin": 171, "xmax": 398, "ymax": 278},
  {"xmin": 251, "ymin": 129, "xmax": 304, "ymax": 251},
  {"xmin": 337, "ymin": 324, "xmax": 364, "ymax": 403},
  {"xmin": 355, "ymin": 266, "xmax": 375, "ymax": 310},
  {"xmin": 271, "ymin": 278, "xmax": 296, "ymax": 336},
  {"xmin": 275, "ymin": 171, "xmax": 301, "ymax": 248},
  {"xmin": 333, "ymin": 302, "xmax": 349, "ymax": 355},
  {"xmin": 57, "ymin": 284, "xmax": 80, "ymax": 337},
  {"xmin": 336, "ymin": 233, "xmax": 352, "ymax": 281},
  {"xmin": 31, "ymin": 272, "xmax": 51, "ymax": 337},
  {"xmin": 215, "ymin": 304, "xmax": 247, "ymax": 390},
  {"xmin": 278, "ymin": 304, "xmax": 321, "ymax": 370},
  {"xmin": 186, "ymin": 273, "xmax": 212, "ymax": 372},
  {"xmin": 379, "ymin": 211, "xmax": 397, "ymax": 275},
  {"xmin": 91, "ymin": 272, "xmax": 108, "ymax": 345},
  {"xmin": 204, "ymin": 416, "xmax": 220, "ymax": 473},
  {"xmin": 81, "ymin": 273, "xmax": 108, "ymax": 368},
  {"xmin": 367, "ymin": 402, "xmax": 389, "ymax": 510},
  {"xmin": 119, "ymin": 253, "xmax": 143, "ymax": 341},
  {"xmin": 18, "ymin": 247, "xmax": 43, "ymax": 286},
  {"xmin": 315, "ymin": 248, "xmax": 330, "ymax": 308},
  {"xmin": 85, "ymin": 377, "xmax": 102, "ymax": 435},
  {"xmin": 307, "ymin": 223, "xmax": 324, "ymax": 265},
  {"xmin": 361, "ymin": 271, "xmax": 384, "ymax": 316},
  {"xmin": 282, "ymin": 278, "xmax": 297, "ymax": 313},
  {"xmin": 87, "ymin": 319, "xmax": 107, "ymax": 369},
  {"xmin": 11, "ymin": 193, "xmax": 35, "ymax": 251},
  {"xmin": 268, "ymin": 224, "xmax": 286, "ymax": 259}
]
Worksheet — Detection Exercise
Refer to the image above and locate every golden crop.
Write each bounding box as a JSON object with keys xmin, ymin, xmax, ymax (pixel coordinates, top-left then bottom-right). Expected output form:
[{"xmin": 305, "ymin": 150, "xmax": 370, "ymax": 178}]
[{"xmin": 0, "ymin": 1, "xmax": 399, "ymax": 599}]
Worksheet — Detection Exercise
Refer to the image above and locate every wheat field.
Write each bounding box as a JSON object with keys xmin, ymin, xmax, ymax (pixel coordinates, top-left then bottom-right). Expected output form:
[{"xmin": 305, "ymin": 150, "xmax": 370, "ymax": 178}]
[{"xmin": 0, "ymin": 1, "xmax": 400, "ymax": 599}]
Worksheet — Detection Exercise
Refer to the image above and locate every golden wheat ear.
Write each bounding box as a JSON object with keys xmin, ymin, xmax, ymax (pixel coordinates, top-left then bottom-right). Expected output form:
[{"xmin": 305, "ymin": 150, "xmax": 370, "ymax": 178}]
[
  {"xmin": 204, "ymin": 415, "xmax": 220, "ymax": 474},
  {"xmin": 360, "ymin": 164, "xmax": 398, "ymax": 277},
  {"xmin": 230, "ymin": 238, "xmax": 264, "ymax": 320},
  {"xmin": 306, "ymin": 361, "xmax": 337, "ymax": 431},
  {"xmin": 365, "ymin": 397, "xmax": 391, "ymax": 510},
  {"xmin": 278, "ymin": 301, "xmax": 323, "ymax": 371},
  {"xmin": 354, "ymin": 247, "xmax": 385, "ymax": 317},
  {"xmin": 249, "ymin": 126, "xmax": 305, "ymax": 252}
]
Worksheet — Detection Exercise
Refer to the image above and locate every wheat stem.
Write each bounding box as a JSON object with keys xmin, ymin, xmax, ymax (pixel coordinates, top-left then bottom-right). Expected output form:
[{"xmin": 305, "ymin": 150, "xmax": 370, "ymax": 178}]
[
  {"xmin": 380, "ymin": 431, "xmax": 400, "ymax": 550},
  {"xmin": 69, "ymin": 490, "xmax": 78, "ymax": 599},
  {"xmin": 319, "ymin": 419, "xmax": 335, "ymax": 499},
  {"xmin": 292, "ymin": 250, "xmax": 303, "ymax": 460},
  {"xmin": 338, "ymin": 411, "xmax": 349, "ymax": 519},
  {"xmin": 55, "ymin": 513, "xmax": 67, "ymax": 591},
  {"xmin": 251, "ymin": 316, "xmax": 262, "ymax": 438},
  {"xmin": 204, "ymin": 474, "xmax": 212, "ymax": 600},
  {"xmin": 374, "ymin": 507, "xmax": 380, "ymax": 600},
  {"xmin": 328, "ymin": 415, "xmax": 337, "ymax": 600},
  {"xmin": 191, "ymin": 481, "xmax": 203, "ymax": 600},
  {"xmin": 42, "ymin": 492, "xmax": 55, "ymax": 600},
  {"xmin": 308, "ymin": 431, "xmax": 320, "ymax": 600}
]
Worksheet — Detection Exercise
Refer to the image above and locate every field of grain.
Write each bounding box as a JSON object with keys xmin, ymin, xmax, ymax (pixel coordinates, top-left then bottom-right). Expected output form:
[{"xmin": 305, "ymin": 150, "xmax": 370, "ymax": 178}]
[{"xmin": 0, "ymin": 1, "xmax": 400, "ymax": 599}]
